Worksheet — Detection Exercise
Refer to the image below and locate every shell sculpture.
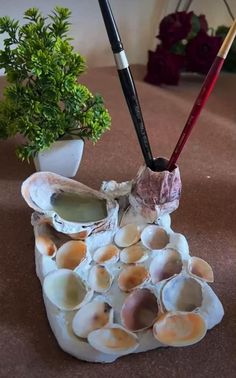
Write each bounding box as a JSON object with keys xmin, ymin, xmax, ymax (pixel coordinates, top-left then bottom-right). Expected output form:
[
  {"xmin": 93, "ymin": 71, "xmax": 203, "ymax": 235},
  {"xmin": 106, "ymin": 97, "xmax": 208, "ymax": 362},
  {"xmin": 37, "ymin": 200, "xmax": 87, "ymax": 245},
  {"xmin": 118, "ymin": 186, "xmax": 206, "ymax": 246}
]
[{"xmin": 21, "ymin": 168, "xmax": 224, "ymax": 363}]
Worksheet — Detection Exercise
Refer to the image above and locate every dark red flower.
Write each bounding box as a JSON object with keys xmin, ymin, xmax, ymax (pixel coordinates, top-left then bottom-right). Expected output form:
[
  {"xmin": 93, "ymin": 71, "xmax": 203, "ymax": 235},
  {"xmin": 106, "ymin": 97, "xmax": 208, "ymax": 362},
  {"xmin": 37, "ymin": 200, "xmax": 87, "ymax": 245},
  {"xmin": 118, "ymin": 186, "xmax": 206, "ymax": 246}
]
[
  {"xmin": 198, "ymin": 14, "xmax": 208, "ymax": 32},
  {"xmin": 158, "ymin": 11, "xmax": 193, "ymax": 47},
  {"xmin": 186, "ymin": 31, "xmax": 222, "ymax": 74},
  {"xmin": 144, "ymin": 46, "xmax": 184, "ymax": 86}
]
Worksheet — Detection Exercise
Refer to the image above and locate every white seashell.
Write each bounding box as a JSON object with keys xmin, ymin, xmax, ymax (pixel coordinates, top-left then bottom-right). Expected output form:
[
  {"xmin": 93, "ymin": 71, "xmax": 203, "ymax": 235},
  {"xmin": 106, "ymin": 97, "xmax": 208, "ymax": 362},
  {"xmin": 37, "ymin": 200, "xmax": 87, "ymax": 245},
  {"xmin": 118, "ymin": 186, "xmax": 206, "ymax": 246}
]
[
  {"xmin": 43, "ymin": 269, "xmax": 92, "ymax": 311},
  {"xmin": 149, "ymin": 249, "xmax": 182, "ymax": 284},
  {"xmin": 153, "ymin": 311, "xmax": 207, "ymax": 347},
  {"xmin": 56, "ymin": 240, "xmax": 87, "ymax": 270},
  {"xmin": 21, "ymin": 171, "xmax": 119, "ymax": 235},
  {"xmin": 121, "ymin": 288, "xmax": 159, "ymax": 331},
  {"xmin": 141, "ymin": 225, "xmax": 169, "ymax": 250},
  {"xmin": 118, "ymin": 265, "xmax": 149, "ymax": 292},
  {"xmin": 114, "ymin": 224, "xmax": 140, "ymax": 248},
  {"xmin": 188, "ymin": 256, "xmax": 214, "ymax": 282},
  {"xmin": 87, "ymin": 324, "xmax": 139, "ymax": 355},
  {"xmin": 72, "ymin": 301, "xmax": 113, "ymax": 338},
  {"xmin": 35, "ymin": 222, "xmax": 57, "ymax": 257},
  {"xmin": 93, "ymin": 244, "xmax": 119, "ymax": 265},
  {"xmin": 162, "ymin": 274, "xmax": 203, "ymax": 312},
  {"xmin": 88, "ymin": 265, "xmax": 112, "ymax": 293},
  {"xmin": 120, "ymin": 243, "xmax": 149, "ymax": 264}
]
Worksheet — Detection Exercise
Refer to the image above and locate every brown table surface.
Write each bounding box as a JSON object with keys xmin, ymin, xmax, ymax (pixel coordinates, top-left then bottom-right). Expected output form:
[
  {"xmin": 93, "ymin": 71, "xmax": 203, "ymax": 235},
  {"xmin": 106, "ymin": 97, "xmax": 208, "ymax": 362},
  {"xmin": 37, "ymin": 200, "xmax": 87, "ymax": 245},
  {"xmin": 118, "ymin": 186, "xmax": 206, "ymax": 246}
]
[{"xmin": 0, "ymin": 65, "xmax": 235, "ymax": 378}]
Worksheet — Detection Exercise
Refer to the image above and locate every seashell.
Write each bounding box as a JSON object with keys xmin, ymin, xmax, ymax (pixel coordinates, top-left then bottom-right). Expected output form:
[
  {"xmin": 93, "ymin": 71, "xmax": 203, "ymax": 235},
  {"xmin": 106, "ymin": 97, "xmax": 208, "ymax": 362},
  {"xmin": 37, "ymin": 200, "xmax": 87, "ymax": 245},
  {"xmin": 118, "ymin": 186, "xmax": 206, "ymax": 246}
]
[
  {"xmin": 88, "ymin": 265, "xmax": 112, "ymax": 293},
  {"xmin": 153, "ymin": 311, "xmax": 207, "ymax": 347},
  {"xmin": 21, "ymin": 172, "xmax": 118, "ymax": 235},
  {"xmin": 162, "ymin": 275, "xmax": 203, "ymax": 312},
  {"xmin": 121, "ymin": 288, "xmax": 158, "ymax": 331},
  {"xmin": 35, "ymin": 222, "xmax": 57, "ymax": 257},
  {"xmin": 87, "ymin": 324, "xmax": 139, "ymax": 355},
  {"xmin": 149, "ymin": 249, "xmax": 182, "ymax": 284},
  {"xmin": 114, "ymin": 224, "xmax": 140, "ymax": 248},
  {"xmin": 188, "ymin": 257, "xmax": 214, "ymax": 282},
  {"xmin": 120, "ymin": 243, "xmax": 149, "ymax": 264},
  {"xmin": 43, "ymin": 269, "xmax": 92, "ymax": 311},
  {"xmin": 141, "ymin": 225, "xmax": 169, "ymax": 250},
  {"xmin": 56, "ymin": 240, "xmax": 87, "ymax": 270},
  {"xmin": 72, "ymin": 301, "xmax": 113, "ymax": 338},
  {"xmin": 118, "ymin": 265, "xmax": 149, "ymax": 292},
  {"xmin": 93, "ymin": 244, "xmax": 119, "ymax": 265}
]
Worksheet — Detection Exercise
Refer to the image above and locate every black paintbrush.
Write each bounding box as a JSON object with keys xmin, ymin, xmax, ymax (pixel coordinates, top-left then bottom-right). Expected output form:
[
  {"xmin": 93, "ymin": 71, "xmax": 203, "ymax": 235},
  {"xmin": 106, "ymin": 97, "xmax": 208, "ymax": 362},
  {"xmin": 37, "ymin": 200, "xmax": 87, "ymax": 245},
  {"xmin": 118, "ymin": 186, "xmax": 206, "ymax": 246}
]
[{"xmin": 98, "ymin": 0, "xmax": 154, "ymax": 169}]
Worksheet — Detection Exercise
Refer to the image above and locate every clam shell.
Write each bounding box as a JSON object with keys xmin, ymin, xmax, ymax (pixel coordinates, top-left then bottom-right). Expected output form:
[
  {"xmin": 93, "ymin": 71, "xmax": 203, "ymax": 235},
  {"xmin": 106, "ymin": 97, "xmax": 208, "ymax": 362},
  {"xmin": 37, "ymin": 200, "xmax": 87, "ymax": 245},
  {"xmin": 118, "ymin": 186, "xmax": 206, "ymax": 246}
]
[
  {"xmin": 72, "ymin": 301, "xmax": 113, "ymax": 338},
  {"xmin": 149, "ymin": 249, "xmax": 182, "ymax": 284},
  {"xmin": 141, "ymin": 225, "xmax": 169, "ymax": 250},
  {"xmin": 93, "ymin": 244, "xmax": 119, "ymax": 265},
  {"xmin": 153, "ymin": 312, "xmax": 207, "ymax": 347},
  {"xmin": 114, "ymin": 224, "xmax": 140, "ymax": 248},
  {"xmin": 120, "ymin": 243, "xmax": 149, "ymax": 264},
  {"xmin": 56, "ymin": 240, "xmax": 87, "ymax": 270},
  {"xmin": 118, "ymin": 265, "xmax": 149, "ymax": 292},
  {"xmin": 88, "ymin": 265, "xmax": 112, "ymax": 293},
  {"xmin": 35, "ymin": 223, "xmax": 57, "ymax": 257},
  {"xmin": 188, "ymin": 257, "xmax": 214, "ymax": 282},
  {"xmin": 121, "ymin": 288, "xmax": 158, "ymax": 331},
  {"xmin": 87, "ymin": 324, "xmax": 139, "ymax": 355},
  {"xmin": 43, "ymin": 269, "xmax": 92, "ymax": 311},
  {"xmin": 162, "ymin": 275, "xmax": 203, "ymax": 312}
]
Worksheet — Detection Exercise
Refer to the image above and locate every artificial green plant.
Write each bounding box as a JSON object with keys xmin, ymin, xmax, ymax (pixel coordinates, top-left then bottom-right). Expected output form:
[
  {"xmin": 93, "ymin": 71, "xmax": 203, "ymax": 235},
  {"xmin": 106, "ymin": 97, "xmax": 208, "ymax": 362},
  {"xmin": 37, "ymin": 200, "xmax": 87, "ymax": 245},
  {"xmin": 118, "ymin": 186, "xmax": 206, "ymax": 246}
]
[{"xmin": 0, "ymin": 7, "xmax": 111, "ymax": 160}]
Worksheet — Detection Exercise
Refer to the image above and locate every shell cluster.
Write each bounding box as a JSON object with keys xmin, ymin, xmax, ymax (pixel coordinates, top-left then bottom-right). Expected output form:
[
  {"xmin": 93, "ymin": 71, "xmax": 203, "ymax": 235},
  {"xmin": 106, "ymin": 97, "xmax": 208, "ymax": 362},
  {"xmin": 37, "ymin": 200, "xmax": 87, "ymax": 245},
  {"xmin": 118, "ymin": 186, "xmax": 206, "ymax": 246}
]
[{"xmin": 21, "ymin": 172, "xmax": 224, "ymax": 363}]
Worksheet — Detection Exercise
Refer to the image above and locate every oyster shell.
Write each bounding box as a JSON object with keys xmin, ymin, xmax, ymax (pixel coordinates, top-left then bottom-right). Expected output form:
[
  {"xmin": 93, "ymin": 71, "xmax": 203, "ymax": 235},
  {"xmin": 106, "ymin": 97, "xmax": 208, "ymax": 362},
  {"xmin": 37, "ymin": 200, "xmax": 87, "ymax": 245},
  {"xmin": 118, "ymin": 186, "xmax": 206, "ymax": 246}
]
[
  {"xmin": 120, "ymin": 243, "xmax": 149, "ymax": 264},
  {"xmin": 121, "ymin": 288, "xmax": 158, "ymax": 331},
  {"xmin": 72, "ymin": 301, "xmax": 113, "ymax": 338},
  {"xmin": 43, "ymin": 269, "xmax": 92, "ymax": 311},
  {"xmin": 21, "ymin": 172, "xmax": 118, "ymax": 235},
  {"xmin": 162, "ymin": 275, "xmax": 203, "ymax": 312},
  {"xmin": 149, "ymin": 249, "xmax": 182, "ymax": 284},
  {"xmin": 118, "ymin": 265, "xmax": 149, "ymax": 292},
  {"xmin": 87, "ymin": 324, "xmax": 139, "ymax": 355},
  {"xmin": 114, "ymin": 224, "xmax": 140, "ymax": 248},
  {"xmin": 153, "ymin": 311, "xmax": 207, "ymax": 346},
  {"xmin": 93, "ymin": 244, "xmax": 119, "ymax": 265},
  {"xmin": 88, "ymin": 265, "xmax": 112, "ymax": 293},
  {"xmin": 188, "ymin": 256, "xmax": 214, "ymax": 282},
  {"xmin": 56, "ymin": 240, "xmax": 87, "ymax": 270},
  {"xmin": 141, "ymin": 225, "xmax": 169, "ymax": 250}
]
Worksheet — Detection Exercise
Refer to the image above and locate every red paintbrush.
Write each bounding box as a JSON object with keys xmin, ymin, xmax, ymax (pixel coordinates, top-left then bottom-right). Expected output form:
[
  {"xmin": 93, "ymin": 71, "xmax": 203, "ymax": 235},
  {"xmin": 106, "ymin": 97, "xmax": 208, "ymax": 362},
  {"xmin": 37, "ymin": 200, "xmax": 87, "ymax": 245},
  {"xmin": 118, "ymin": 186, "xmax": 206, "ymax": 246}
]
[{"xmin": 167, "ymin": 20, "xmax": 236, "ymax": 171}]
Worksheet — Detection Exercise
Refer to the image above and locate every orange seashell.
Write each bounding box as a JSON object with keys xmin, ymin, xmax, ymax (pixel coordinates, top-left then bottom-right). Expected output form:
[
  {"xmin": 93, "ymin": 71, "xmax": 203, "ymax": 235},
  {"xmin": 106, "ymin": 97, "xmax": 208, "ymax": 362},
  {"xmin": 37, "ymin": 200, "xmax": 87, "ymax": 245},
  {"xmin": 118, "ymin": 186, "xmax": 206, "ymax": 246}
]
[
  {"xmin": 56, "ymin": 240, "xmax": 86, "ymax": 270},
  {"xmin": 118, "ymin": 265, "xmax": 149, "ymax": 292},
  {"xmin": 188, "ymin": 257, "xmax": 214, "ymax": 282}
]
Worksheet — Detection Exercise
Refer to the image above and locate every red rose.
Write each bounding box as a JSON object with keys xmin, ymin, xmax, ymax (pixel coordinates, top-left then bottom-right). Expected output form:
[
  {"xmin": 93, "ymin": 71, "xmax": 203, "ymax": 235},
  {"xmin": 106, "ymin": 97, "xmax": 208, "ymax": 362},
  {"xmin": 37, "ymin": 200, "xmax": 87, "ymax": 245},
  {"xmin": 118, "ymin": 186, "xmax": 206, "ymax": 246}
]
[
  {"xmin": 158, "ymin": 11, "xmax": 193, "ymax": 47},
  {"xmin": 144, "ymin": 46, "xmax": 184, "ymax": 86},
  {"xmin": 186, "ymin": 31, "xmax": 222, "ymax": 74},
  {"xmin": 198, "ymin": 14, "xmax": 208, "ymax": 32}
]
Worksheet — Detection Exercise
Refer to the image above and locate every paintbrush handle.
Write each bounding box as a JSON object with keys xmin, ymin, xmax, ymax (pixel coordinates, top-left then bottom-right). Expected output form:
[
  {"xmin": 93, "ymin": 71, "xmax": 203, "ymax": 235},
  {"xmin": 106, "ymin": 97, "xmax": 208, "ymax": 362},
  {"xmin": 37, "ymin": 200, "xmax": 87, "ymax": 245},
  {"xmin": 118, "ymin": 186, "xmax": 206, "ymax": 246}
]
[
  {"xmin": 167, "ymin": 20, "xmax": 236, "ymax": 171},
  {"xmin": 98, "ymin": 0, "xmax": 154, "ymax": 169}
]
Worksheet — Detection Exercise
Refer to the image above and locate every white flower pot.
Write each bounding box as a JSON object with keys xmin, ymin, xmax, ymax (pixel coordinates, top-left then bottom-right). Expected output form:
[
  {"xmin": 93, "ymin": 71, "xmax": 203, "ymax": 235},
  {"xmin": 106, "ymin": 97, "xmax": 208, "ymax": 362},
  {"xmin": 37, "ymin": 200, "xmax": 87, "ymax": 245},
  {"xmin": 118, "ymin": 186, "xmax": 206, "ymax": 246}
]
[{"xmin": 33, "ymin": 139, "xmax": 84, "ymax": 178}]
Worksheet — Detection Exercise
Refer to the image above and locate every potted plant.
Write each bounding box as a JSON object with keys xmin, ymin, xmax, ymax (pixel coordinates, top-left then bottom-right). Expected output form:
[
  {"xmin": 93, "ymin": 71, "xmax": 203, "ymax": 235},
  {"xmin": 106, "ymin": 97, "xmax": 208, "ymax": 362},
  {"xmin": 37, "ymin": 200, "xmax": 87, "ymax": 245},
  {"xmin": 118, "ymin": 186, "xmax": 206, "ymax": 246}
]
[{"xmin": 0, "ymin": 7, "xmax": 111, "ymax": 177}]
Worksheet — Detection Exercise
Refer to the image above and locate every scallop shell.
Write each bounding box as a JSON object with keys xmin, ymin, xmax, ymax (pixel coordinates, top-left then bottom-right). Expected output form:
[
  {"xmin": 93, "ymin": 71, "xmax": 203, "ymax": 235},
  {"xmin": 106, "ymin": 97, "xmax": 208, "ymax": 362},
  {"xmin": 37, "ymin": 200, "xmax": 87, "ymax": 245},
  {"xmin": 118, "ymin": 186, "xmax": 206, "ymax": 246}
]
[
  {"xmin": 88, "ymin": 265, "xmax": 112, "ymax": 293},
  {"xmin": 87, "ymin": 324, "xmax": 139, "ymax": 355},
  {"xmin": 72, "ymin": 301, "xmax": 113, "ymax": 338},
  {"xmin": 141, "ymin": 225, "xmax": 169, "ymax": 250},
  {"xmin": 120, "ymin": 243, "xmax": 149, "ymax": 264},
  {"xmin": 35, "ymin": 222, "xmax": 57, "ymax": 257},
  {"xmin": 121, "ymin": 288, "xmax": 159, "ymax": 331},
  {"xmin": 56, "ymin": 240, "xmax": 87, "ymax": 270},
  {"xmin": 149, "ymin": 249, "xmax": 182, "ymax": 284},
  {"xmin": 118, "ymin": 265, "xmax": 149, "ymax": 292},
  {"xmin": 162, "ymin": 275, "xmax": 203, "ymax": 312},
  {"xmin": 43, "ymin": 269, "xmax": 92, "ymax": 311},
  {"xmin": 114, "ymin": 224, "xmax": 140, "ymax": 248},
  {"xmin": 93, "ymin": 244, "xmax": 119, "ymax": 265},
  {"xmin": 21, "ymin": 171, "xmax": 118, "ymax": 235},
  {"xmin": 188, "ymin": 257, "xmax": 214, "ymax": 282},
  {"xmin": 153, "ymin": 312, "xmax": 207, "ymax": 347}
]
